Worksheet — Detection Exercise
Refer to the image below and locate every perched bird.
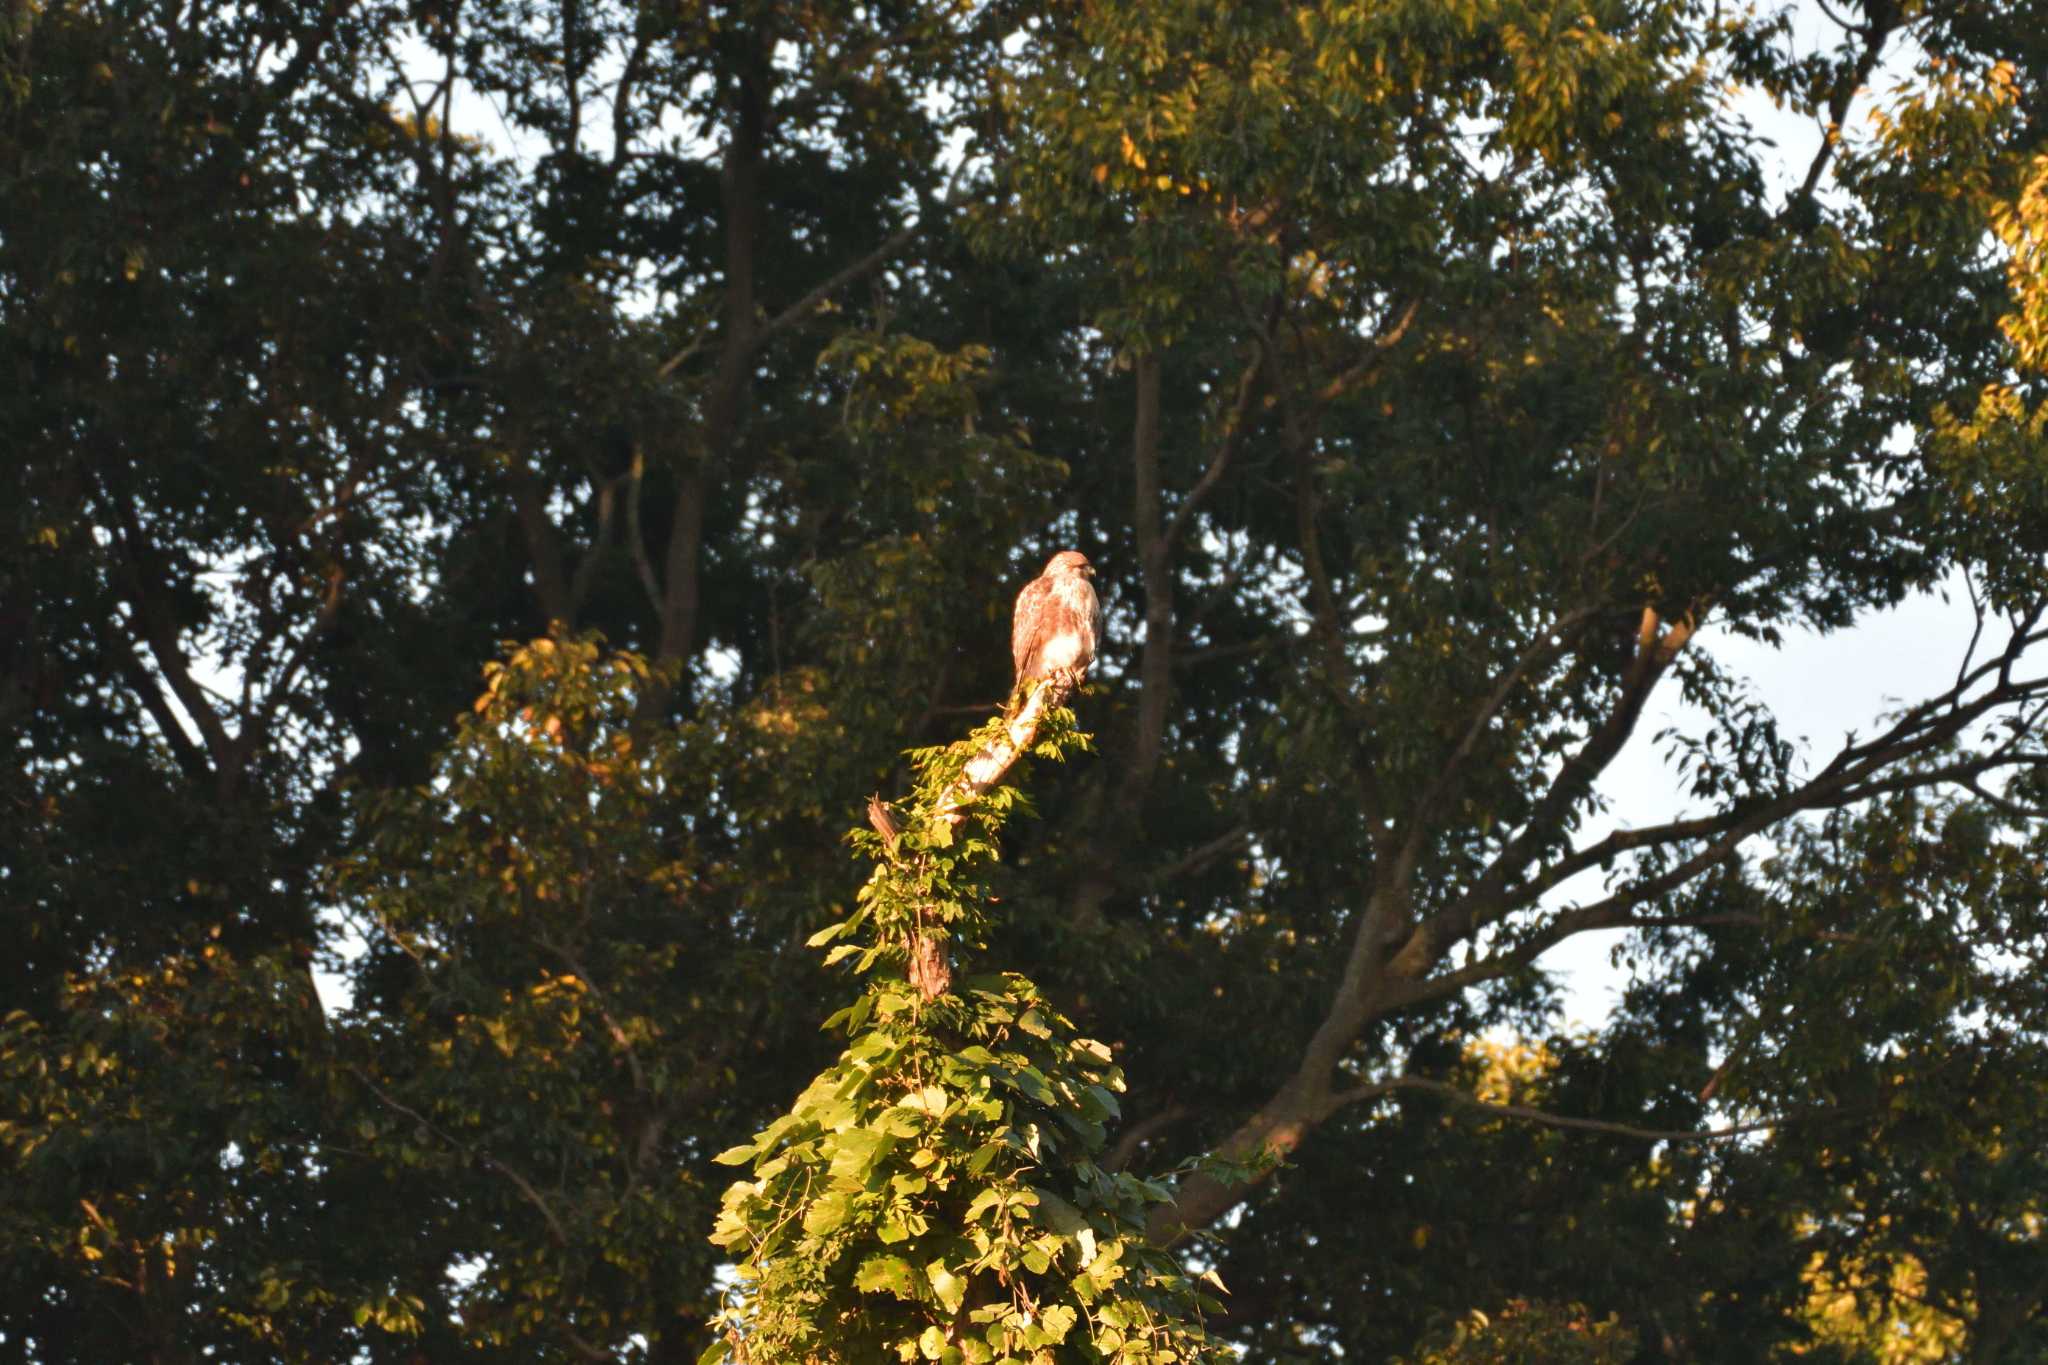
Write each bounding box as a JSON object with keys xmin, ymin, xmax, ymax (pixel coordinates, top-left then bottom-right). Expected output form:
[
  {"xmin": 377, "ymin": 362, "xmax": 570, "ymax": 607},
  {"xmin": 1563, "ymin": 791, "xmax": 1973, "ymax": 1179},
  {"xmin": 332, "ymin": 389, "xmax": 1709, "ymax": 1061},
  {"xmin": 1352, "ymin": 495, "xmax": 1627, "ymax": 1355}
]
[{"xmin": 1011, "ymin": 550, "xmax": 1101, "ymax": 700}]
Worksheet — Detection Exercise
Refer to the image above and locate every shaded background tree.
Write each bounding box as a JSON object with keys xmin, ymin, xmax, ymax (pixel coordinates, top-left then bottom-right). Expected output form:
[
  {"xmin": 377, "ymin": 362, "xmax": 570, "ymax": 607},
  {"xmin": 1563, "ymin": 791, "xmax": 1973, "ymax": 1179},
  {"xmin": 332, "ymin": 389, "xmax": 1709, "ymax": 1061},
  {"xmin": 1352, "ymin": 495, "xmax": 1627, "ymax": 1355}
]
[{"xmin": 5, "ymin": 0, "xmax": 2048, "ymax": 1360}]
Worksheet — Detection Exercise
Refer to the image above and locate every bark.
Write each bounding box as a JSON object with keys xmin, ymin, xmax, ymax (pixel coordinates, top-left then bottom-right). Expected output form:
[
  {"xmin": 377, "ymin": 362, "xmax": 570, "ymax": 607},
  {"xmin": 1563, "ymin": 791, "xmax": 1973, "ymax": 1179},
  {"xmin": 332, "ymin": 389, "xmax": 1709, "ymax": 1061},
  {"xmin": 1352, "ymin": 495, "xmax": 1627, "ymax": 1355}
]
[
  {"xmin": 1120, "ymin": 351, "xmax": 1171, "ymax": 817},
  {"xmin": 935, "ymin": 677, "xmax": 1074, "ymax": 829},
  {"xmin": 654, "ymin": 64, "xmax": 764, "ymax": 673},
  {"xmin": 1147, "ymin": 1081, "xmax": 1331, "ymax": 1244},
  {"xmin": 1147, "ymin": 610, "xmax": 1697, "ymax": 1238},
  {"xmin": 509, "ymin": 461, "xmax": 576, "ymax": 629},
  {"xmin": 101, "ymin": 489, "xmax": 248, "ymax": 798},
  {"xmin": 1071, "ymin": 342, "xmax": 1265, "ymax": 926},
  {"xmin": 1145, "ymin": 607, "xmax": 2048, "ymax": 1242},
  {"xmin": 905, "ymin": 932, "xmax": 951, "ymax": 1000},
  {"xmin": 638, "ymin": 59, "xmax": 937, "ymax": 702},
  {"xmin": 1968, "ymin": 1270, "xmax": 2047, "ymax": 1363}
]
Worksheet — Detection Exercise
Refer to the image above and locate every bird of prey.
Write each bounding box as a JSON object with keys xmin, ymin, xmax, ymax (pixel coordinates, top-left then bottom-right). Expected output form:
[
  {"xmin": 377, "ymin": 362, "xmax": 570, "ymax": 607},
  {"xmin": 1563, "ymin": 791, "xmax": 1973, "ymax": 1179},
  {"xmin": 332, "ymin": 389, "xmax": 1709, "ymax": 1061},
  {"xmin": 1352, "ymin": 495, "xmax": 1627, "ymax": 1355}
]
[{"xmin": 1011, "ymin": 550, "xmax": 1101, "ymax": 700}]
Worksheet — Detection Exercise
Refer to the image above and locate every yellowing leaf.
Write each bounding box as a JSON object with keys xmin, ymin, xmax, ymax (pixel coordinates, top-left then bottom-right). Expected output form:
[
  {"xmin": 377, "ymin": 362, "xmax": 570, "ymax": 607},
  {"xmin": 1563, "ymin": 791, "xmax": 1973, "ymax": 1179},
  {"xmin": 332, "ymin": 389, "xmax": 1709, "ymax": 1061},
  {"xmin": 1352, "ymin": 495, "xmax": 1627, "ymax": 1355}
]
[{"xmin": 854, "ymin": 1253, "xmax": 920, "ymax": 1299}]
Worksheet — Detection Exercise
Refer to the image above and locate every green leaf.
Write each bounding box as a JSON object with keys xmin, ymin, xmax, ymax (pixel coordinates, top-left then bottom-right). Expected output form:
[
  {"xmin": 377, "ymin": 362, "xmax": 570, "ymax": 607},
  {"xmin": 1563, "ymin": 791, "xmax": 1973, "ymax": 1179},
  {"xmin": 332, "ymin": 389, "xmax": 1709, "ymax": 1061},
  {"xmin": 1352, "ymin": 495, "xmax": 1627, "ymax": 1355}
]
[
  {"xmin": 1007, "ymin": 1066, "xmax": 1056, "ymax": 1105},
  {"xmin": 879, "ymin": 1109, "xmax": 924, "ymax": 1139},
  {"xmin": 963, "ymin": 1187, "xmax": 1003, "ymax": 1223},
  {"xmin": 1071, "ymin": 1039, "xmax": 1113, "ymax": 1066},
  {"xmin": 928, "ymin": 1259, "xmax": 966, "ymax": 1313},
  {"xmin": 803, "ymin": 1191, "xmax": 854, "ymax": 1235},
  {"xmin": 855, "ymin": 1254, "xmax": 922, "ymax": 1299},
  {"xmin": 1080, "ymin": 1084, "xmax": 1122, "ymax": 1121},
  {"xmin": 1029, "ymin": 1188, "xmax": 1089, "ymax": 1237},
  {"xmin": 806, "ymin": 922, "xmax": 850, "ymax": 947},
  {"xmin": 827, "ymin": 1126, "xmax": 897, "ymax": 1183}
]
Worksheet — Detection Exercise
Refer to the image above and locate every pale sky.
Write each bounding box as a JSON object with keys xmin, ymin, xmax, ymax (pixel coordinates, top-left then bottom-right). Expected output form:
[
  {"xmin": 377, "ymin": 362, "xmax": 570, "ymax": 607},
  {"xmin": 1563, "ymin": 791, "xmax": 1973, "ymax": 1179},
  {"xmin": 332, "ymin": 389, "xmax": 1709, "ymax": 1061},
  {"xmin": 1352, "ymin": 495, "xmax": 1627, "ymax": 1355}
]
[
  {"xmin": 1541, "ymin": 4, "xmax": 2001, "ymax": 1025},
  {"xmin": 1552, "ymin": 581, "xmax": 1989, "ymax": 1025}
]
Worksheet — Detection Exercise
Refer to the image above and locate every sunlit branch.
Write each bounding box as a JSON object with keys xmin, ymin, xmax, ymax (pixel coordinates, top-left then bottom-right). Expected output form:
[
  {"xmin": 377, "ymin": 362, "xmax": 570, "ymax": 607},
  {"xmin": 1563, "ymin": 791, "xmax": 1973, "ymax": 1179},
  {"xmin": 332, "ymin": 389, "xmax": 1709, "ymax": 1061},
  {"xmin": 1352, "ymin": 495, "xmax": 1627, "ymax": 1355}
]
[
  {"xmin": 933, "ymin": 678, "xmax": 1071, "ymax": 829},
  {"xmin": 1311, "ymin": 295, "xmax": 1420, "ymax": 408}
]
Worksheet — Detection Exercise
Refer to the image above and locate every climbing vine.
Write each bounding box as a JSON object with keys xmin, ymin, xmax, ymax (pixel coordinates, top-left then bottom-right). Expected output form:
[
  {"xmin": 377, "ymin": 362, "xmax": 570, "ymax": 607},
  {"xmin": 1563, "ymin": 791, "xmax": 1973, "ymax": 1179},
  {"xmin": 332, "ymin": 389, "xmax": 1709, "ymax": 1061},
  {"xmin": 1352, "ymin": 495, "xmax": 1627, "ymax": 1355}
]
[{"xmin": 708, "ymin": 706, "xmax": 1243, "ymax": 1364}]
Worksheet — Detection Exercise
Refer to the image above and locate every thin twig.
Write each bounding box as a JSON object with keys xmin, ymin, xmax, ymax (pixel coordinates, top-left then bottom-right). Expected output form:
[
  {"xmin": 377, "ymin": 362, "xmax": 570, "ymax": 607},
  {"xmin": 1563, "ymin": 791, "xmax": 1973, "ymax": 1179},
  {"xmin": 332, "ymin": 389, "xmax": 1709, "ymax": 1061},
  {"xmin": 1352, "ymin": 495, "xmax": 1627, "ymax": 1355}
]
[
  {"xmin": 351, "ymin": 1067, "xmax": 576, "ymax": 1248},
  {"xmin": 1332, "ymin": 1075, "xmax": 1823, "ymax": 1144},
  {"xmin": 1162, "ymin": 339, "xmax": 1268, "ymax": 553},
  {"xmin": 1311, "ymin": 296, "xmax": 1420, "ymax": 407},
  {"xmin": 1150, "ymin": 826, "xmax": 1252, "ymax": 885}
]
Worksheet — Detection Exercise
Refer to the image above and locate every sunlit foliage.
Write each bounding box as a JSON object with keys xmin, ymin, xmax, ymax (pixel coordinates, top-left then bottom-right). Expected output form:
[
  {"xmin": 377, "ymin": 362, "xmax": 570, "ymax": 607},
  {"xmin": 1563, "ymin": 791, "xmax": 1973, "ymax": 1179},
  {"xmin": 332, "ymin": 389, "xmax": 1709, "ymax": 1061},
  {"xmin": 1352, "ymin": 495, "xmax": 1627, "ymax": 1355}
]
[{"xmin": 6, "ymin": 0, "xmax": 2048, "ymax": 1359}]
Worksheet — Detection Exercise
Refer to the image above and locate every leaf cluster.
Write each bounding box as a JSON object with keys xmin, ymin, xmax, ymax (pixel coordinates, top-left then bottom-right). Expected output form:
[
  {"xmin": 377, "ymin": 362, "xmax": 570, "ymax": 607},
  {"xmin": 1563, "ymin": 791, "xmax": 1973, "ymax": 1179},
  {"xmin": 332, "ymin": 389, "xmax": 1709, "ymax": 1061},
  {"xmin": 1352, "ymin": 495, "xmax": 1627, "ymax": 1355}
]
[{"xmin": 709, "ymin": 721, "xmax": 1234, "ymax": 1365}]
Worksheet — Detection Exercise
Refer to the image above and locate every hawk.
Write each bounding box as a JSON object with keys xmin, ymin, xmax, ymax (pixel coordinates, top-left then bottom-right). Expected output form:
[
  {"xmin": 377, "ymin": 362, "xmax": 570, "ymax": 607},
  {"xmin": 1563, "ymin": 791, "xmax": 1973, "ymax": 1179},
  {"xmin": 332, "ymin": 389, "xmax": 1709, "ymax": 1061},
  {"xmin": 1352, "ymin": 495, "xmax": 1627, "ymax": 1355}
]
[{"xmin": 1011, "ymin": 550, "xmax": 1101, "ymax": 699}]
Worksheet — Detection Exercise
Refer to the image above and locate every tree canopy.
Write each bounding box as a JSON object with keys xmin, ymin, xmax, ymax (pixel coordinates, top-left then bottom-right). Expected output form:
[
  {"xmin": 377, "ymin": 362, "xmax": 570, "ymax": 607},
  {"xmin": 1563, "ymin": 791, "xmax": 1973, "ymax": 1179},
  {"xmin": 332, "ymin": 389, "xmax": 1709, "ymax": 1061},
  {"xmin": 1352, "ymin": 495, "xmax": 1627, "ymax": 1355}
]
[{"xmin": 5, "ymin": 0, "xmax": 2048, "ymax": 1360}]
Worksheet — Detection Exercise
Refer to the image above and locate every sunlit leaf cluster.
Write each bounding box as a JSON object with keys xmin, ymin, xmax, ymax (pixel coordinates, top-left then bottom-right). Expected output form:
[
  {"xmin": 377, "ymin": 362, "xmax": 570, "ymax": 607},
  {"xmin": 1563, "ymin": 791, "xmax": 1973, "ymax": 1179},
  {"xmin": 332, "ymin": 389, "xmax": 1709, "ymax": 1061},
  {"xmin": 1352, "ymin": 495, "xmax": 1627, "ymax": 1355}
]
[{"xmin": 709, "ymin": 719, "xmax": 1237, "ymax": 1365}]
